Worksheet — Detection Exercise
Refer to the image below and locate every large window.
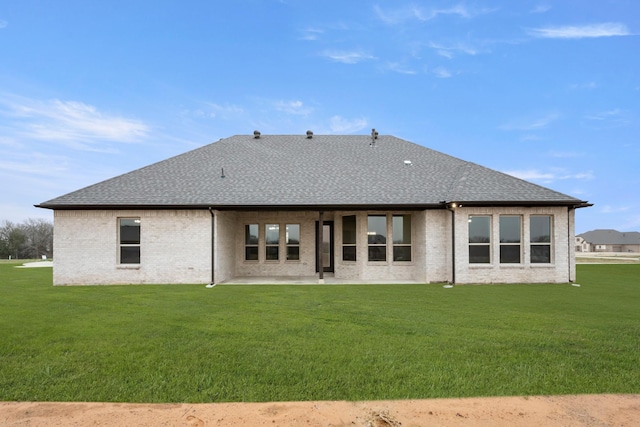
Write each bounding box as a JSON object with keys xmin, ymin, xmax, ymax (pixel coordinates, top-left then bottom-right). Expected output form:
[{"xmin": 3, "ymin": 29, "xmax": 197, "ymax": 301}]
[
  {"xmin": 342, "ymin": 215, "xmax": 356, "ymax": 261},
  {"xmin": 245, "ymin": 224, "xmax": 259, "ymax": 261},
  {"xmin": 500, "ymin": 216, "xmax": 522, "ymax": 263},
  {"xmin": 367, "ymin": 215, "xmax": 387, "ymax": 261},
  {"xmin": 265, "ymin": 224, "xmax": 280, "ymax": 261},
  {"xmin": 469, "ymin": 215, "xmax": 491, "ymax": 263},
  {"xmin": 286, "ymin": 224, "xmax": 300, "ymax": 261},
  {"xmin": 119, "ymin": 218, "xmax": 140, "ymax": 264},
  {"xmin": 530, "ymin": 215, "xmax": 552, "ymax": 263},
  {"xmin": 392, "ymin": 215, "xmax": 411, "ymax": 261}
]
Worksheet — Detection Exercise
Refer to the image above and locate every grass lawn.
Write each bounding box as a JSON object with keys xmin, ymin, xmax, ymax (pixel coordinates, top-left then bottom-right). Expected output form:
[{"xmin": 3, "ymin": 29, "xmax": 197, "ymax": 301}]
[{"xmin": 0, "ymin": 263, "xmax": 638, "ymax": 403}]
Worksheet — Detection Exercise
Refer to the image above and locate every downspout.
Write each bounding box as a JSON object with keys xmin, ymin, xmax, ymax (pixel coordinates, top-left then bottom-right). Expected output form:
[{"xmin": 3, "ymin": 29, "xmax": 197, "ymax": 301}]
[
  {"xmin": 568, "ymin": 206, "xmax": 573, "ymax": 283},
  {"xmin": 450, "ymin": 206, "xmax": 456, "ymax": 284},
  {"xmin": 207, "ymin": 207, "xmax": 216, "ymax": 287}
]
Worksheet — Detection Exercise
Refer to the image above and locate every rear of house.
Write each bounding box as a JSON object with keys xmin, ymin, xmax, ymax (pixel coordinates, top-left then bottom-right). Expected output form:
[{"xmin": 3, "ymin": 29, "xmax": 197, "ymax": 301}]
[{"xmin": 39, "ymin": 133, "xmax": 590, "ymax": 285}]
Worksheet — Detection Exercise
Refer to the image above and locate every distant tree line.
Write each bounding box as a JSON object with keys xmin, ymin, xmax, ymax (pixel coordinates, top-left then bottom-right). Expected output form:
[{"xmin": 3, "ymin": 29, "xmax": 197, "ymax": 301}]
[{"xmin": 0, "ymin": 219, "xmax": 53, "ymax": 260}]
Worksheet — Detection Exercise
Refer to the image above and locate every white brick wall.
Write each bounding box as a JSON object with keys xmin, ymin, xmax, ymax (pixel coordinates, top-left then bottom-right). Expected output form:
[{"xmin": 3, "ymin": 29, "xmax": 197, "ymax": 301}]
[
  {"xmin": 53, "ymin": 207, "xmax": 576, "ymax": 285},
  {"xmin": 452, "ymin": 206, "xmax": 574, "ymax": 284},
  {"xmin": 213, "ymin": 210, "xmax": 237, "ymax": 283},
  {"xmin": 424, "ymin": 210, "xmax": 450, "ymax": 283},
  {"xmin": 53, "ymin": 210, "xmax": 210, "ymax": 285}
]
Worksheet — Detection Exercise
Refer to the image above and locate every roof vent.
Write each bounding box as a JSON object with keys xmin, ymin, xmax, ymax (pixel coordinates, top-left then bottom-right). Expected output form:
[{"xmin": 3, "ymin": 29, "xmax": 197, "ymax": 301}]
[
  {"xmin": 404, "ymin": 160, "xmax": 412, "ymax": 166},
  {"xmin": 253, "ymin": 130, "xmax": 261, "ymax": 139},
  {"xmin": 370, "ymin": 128, "xmax": 379, "ymax": 147},
  {"xmin": 306, "ymin": 130, "xmax": 313, "ymax": 139}
]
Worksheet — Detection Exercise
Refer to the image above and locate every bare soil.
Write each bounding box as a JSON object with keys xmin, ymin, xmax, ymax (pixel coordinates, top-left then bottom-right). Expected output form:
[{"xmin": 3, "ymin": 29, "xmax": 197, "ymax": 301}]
[{"xmin": 2, "ymin": 394, "xmax": 639, "ymax": 426}]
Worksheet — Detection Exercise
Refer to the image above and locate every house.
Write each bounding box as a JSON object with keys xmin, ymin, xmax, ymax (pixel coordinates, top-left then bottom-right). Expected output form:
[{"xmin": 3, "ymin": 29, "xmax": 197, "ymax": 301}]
[
  {"xmin": 576, "ymin": 229, "xmax": 640, "ymax": 253},
  {"xmin": 37, "ymin": 131, "xmax": 591, "ymax": 285}
]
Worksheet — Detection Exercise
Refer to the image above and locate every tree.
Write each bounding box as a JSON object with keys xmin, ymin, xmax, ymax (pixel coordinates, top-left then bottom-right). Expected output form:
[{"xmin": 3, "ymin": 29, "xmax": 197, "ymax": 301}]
[
  {"xmin": 23, "ymin": 218, "xmax": 54, "ymax": 259},
  {"xmin": 0, "ymin": 219, "xmax": 53, "ymax": 259}
]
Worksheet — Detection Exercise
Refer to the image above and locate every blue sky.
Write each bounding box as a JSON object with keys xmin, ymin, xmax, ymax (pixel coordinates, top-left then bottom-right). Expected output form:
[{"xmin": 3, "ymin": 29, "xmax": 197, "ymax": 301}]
[{"xmin": 1, "ymin": 1, "xmax": 638, "ymax": 233}]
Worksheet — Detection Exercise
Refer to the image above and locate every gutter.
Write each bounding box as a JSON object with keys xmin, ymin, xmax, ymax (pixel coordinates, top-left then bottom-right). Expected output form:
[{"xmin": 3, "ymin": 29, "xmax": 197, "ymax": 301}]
[{"xmin": 35, "ymin": 199, "xmax": 592, "ymax": 212}]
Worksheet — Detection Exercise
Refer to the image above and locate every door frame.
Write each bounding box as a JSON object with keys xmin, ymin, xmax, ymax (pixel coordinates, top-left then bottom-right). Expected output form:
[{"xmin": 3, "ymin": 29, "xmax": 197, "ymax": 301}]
[{"xmin": 315, "ymin": 221, "xmax": 334, "ymax": 273}]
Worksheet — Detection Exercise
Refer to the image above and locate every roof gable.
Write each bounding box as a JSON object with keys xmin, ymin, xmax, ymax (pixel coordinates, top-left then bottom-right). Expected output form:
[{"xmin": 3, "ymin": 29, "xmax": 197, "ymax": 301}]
[{"xmin": 38, "ymin": 134, "xmax": 588, "ymax": 209}]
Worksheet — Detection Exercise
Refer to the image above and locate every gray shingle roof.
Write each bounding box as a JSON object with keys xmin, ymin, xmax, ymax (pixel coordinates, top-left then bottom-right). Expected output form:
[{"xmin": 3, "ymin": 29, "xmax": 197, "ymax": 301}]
[
  {"xmin": 577, "ymin": 229, "xmax": 640, "ymax": 245},
  {"xmin": 37, "ymin": 134, "xmax": 589, "ymax": 209}
]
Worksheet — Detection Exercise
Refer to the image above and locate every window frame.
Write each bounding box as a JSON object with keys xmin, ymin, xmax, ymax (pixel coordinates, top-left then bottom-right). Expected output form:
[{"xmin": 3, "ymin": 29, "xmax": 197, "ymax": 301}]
[
  {"xmin": 285, "ymin": 224, "xmax": 300, "ymax": 261},
  {"xmin": 118, "ymin": 218, "xmax": 141, "ymax": 265},
  {"xmin": 342, "ymin": 215, "xmax": 357, "ymax": 262},
  {"xmin": 245, "ymin": 224, "xmax": 259, "ymax": 261},
  {"xmin": 392, "ymin": 214, "xmax": 412, "ymax": 262},
  {"xmin": 499, "ymin": 215, "xmax": 522, "ymax": 264},
  {"xmin": 530, "ymin": 215, "xmax": 553, "ymax": 264},
  {"xmin": 367, "ymin": 215, "xmax": 387, "ymax": 262},
  {"xmin": 468, "ymin": 215, "xmax": 491, "ymax": 264},
  {"xmin": 265, "ymin": 223, "xmax": 280, "ymax": 261}
]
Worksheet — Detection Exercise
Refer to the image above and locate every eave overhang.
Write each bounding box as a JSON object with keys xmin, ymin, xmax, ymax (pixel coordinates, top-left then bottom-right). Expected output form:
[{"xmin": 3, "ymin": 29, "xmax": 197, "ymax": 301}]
[{"xmin": 35, "ymin": 200, "xmax": 592, "ymax": 211}]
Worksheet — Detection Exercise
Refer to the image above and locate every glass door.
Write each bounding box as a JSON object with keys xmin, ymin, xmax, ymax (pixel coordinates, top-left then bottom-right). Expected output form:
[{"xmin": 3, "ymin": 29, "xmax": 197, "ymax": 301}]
[{"xmin": 315, "ymin": 221, "xmax": 334, "ymax": 273}]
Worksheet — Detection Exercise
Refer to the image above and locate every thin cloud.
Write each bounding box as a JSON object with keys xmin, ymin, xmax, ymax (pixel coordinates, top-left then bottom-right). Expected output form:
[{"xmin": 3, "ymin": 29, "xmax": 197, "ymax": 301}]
[
  {"xmin": 0, "ymin": 151, "xmax": 69, "ymax": 176},
  {"xmin": 585, "ymin": 109, "xmax": 623, "ymax": 121},
  {"xmin": 300, "ymin": 28, "xmax": 323, "ymax": 41},
  {"xmin": 520, "ymin": 134, "xmax": 544, "ymax": 141},
  {"xmin": 528, "ymin": 23, "xmax": 632, "ymax": 39},
  {"xmin": 499, "ymin": 113, "xmax": 559, "ymax": 131},
  {"xmin": 274, "ymin": 100, "xmax": 313, "ymax": 116},
  {"xmin": 547, "ymin": 150, "xmax": 584, "ymax": 158},
  {"xmin": 374, "ymin": 4, "xmax": 491, "ymax": 25},
  {"xmin": 504, "ymin": 168, "xmax": 593, "ymax": 183},
  {"xmin": 386, "ymin": 62, "xmax": 417, "ymax": 75},
  {"xmin": 432, "ymin": 67, "xmax": 452, "ymax": 78},
  {"xmin": 428, "ymin": 41, "xmax": 479, "ymax": 58},
  {"xmin": 570, "ymin": 81, "xmax": 597, "ymax": 90},
  {"xmin": 600, "ymin": 205, "xmax": 630, "ymax": 214},
  {"xmin": 414, "ymin": 4, "xmax": 473, "ymax": 21},
  {"xmin": 1, "ymin": 95, "xmax": 149, "ymax": 147},
  {"xmin": 206, "ymin": 102, "xmax": 245, "ymax": 120},
  {"xmin": 584, "ymin": 109, "xmax": 629, "ymax": 128},
  {"xmin": 530, "ymin": 4, "xmax": 551, "ymax": 14},
  {"xmin": 504, "ymin": 169, "xmax": 556, "ymax": 182},
  {"xmin": 320, "ymin": 50, "xmax": 376, "ymax": 64},
  {"xmin": 328, "ymin": 115, "xmax": 368, "ymax": 133}
]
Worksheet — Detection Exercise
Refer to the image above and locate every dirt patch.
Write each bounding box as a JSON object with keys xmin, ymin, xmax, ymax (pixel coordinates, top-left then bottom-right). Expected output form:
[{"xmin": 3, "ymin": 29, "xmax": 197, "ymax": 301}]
[{"xmin": 2, "ymin": 394, "xmax": 638, "ymax": 426}]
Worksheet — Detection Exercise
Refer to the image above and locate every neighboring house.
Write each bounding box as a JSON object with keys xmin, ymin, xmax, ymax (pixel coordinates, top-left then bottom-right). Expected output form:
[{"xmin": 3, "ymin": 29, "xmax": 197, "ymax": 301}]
[
  {"xmin": 37, "ymin": 132, "xmax": 591, "ymax": 285},
  {"xmin": 575, "ymin": 236, "xmax": 591, "ymax": 252},
  {"xmin": 576, "ymin": 229, "xmax": 640, "ymax": 253}
]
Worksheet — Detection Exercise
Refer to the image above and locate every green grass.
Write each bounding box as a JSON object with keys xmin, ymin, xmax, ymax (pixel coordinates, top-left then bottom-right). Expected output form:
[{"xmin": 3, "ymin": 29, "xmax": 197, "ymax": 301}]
[{"xmin": 0, "ymin": 263, "xmax": 638, "ymax": 403}]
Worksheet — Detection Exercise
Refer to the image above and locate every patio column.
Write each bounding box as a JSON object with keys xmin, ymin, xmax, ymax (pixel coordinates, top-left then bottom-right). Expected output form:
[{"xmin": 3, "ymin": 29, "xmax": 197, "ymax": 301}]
[{"xmin": 318, "ymin": 210, "xmax": 324, "ymax": 282}]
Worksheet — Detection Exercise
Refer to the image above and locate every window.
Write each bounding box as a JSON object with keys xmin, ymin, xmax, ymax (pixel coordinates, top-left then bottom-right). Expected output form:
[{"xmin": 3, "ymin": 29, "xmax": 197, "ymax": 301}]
[
  {"xmin": 469, "ymin": 215, "xmax": 491, "ymax": 263},
  {"xmin": 265, "ymin": 224, "xmax": 279, "ymax": 261},
  {"xmin": 392, "ymin": 215, "xmax": 411, "ymax": 261},
  {"xmin": 286, "ymin": 224, "xmax": 300, "ymax": 261},
  {"xmin": 119, "ymin": 218, "xmax": 140, "ymax": 264},
  {"xmin": 500, "ymin": 216, "xmax": 521, "ymax": 263},
  {"xmin": 530, "ymin": 215, "xmax": 552, "ymax": 263},
  {"xmin": 368, "ymin": 215, "xmax": 387, "ymax": 261},
  {"xmin": 342, "ymin": 215, "xmax": 356, "ymax": 261},
  {"xmin": 245, "ymin": 224, "xmax": 259, "ymax": 261}
]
